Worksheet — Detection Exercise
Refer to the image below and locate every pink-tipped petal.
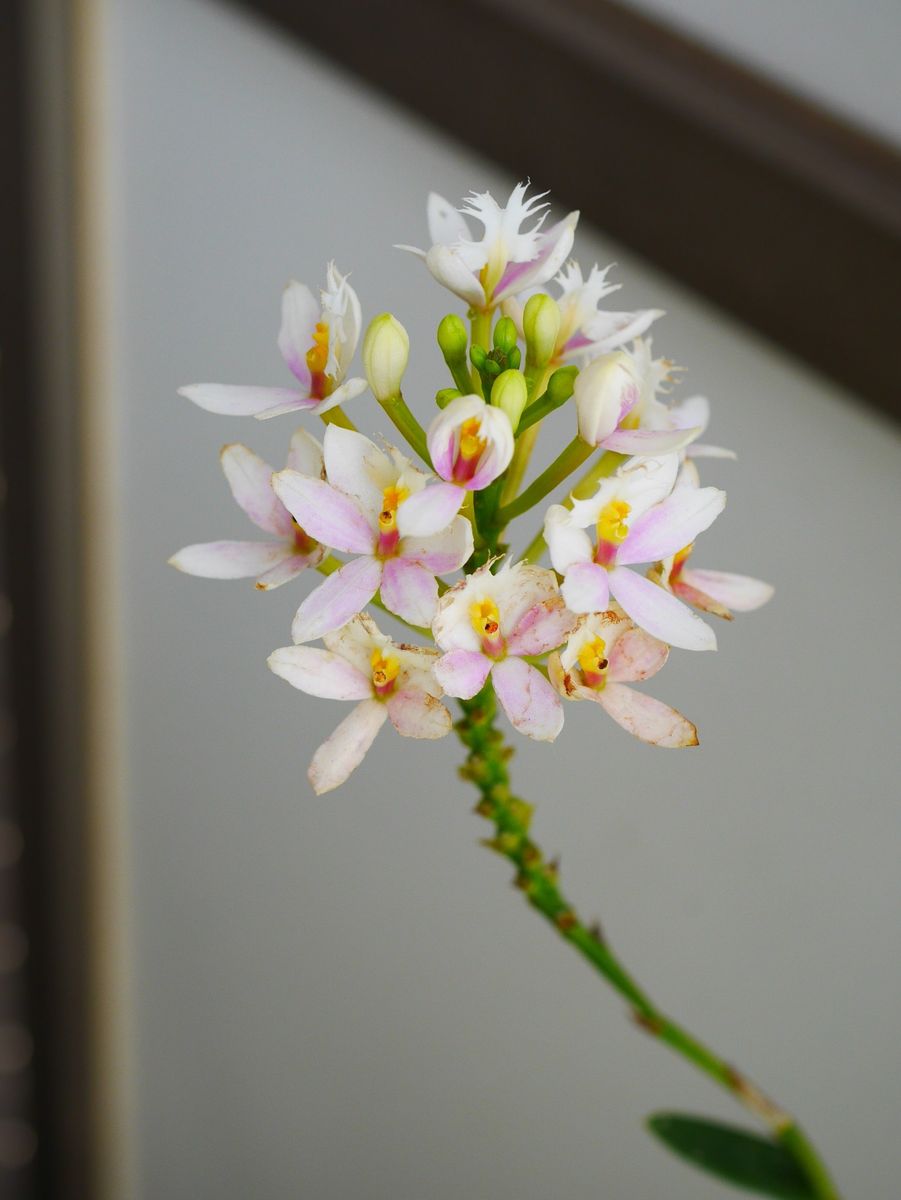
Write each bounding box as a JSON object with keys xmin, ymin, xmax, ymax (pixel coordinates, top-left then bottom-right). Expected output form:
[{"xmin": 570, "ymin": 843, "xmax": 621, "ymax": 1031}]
[
  {"xmin": 273, "ymin": 471, "xmax": 375, "ymax": 555},
  {"xmin": 506, "ymin": 599, "xmax": 576, "ymax": 657},
  {"xmin": 168, "ymin": 540, "xmax": 290, "ymax": 580},
  {"xmin": 434, "ymin": 650, "xmax": 492, "ymax": 699},
  {"xmin": 492, "ymin": 657, "xmax": 564, "ymax": 741},
  {"xmin": 493, "ymin": 211, "xmax": 578, "ymax": 302},
  {"xmin": 401, "ymin": 515, "xmax": 473, "ymax": 574},
  {"xmin": 255, "ymin": 548, "xmax": 323, "ymax": 591},
  {"xmin": 380, "ymin": 558, "xmax": 438, "ymax": 628},
  {"xmin": 608, "ymin": 567, "xmax": 716, "ymax": 651},
  {"xmin": 618, "ymin": 486, "xmax": 726, "ymax": 566},
  {"xmin": 598, "ymin": 682, "xmax": 698, "ymax": 747},
  {"xmin": 267, "ymin": 645, "xmax": 372, "ymax": 700},
  {"xmin": 291, "ymin": 557, "xmax": 382, "ymax": 644},
  {"xmin": 396, "ymin": 483, "xmax": 463, "ymax": 538},
  {"xmin": 680, "ymin": 568, "xmax": 774, "ymax": 612},
  {"xmin": 179, "ymin": 384, "xmax": 309, "ymax": 417},
  {"xmin": 601, "ymin": 425, "xmax": 701, "ymax": 456},
  {"xmin": 221, "ymin": 443, "xmax": 294, "ymax": 536},
  {"xmin": 308, "ymin": 699, "xmax": 387, "ymax": 795},
  {"xmin": 607, "ymin": 625, "xmax": 669, "ymax": 682},
  {"xmin": 277, "ymin": 280, "xmax": 319, "ymax": 384},
  {"xmin": 561, "ymin": 562, "xmax": 610, "ymax": 614},
  {"xmin": 387, "ymin": 688, "xmax": 452, "ymax": 739}
]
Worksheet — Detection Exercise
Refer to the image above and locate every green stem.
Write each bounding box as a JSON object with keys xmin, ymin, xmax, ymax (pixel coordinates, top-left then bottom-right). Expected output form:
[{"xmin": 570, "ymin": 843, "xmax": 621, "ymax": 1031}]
[
  {"xmin": 495, "ymin": 436, "xmax": 593, "ymax": 527},
  {"xmin": 320, "ymin": 406, "xmax": 357, "ymax": 432},
  {"xmin": 379, "ymin": 392, "xmax": 431, "ymax": 466},
  {"xmin": 500, "ymin": 364, "xmax": 553, "ymax": 504},
  {"xmin": 470, "ymin": 308, "xmax": 492, "ymax": 393},
  {"xmin": 455, "ymin": 686, "xmax": 841, "ymax": 1200}
]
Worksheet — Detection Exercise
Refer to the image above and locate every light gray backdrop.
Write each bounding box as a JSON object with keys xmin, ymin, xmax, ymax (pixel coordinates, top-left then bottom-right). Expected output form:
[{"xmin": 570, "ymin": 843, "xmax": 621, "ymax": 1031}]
[{"xmin": 102, "ymin": 1, "xmax": 901, "ymax": 1196}]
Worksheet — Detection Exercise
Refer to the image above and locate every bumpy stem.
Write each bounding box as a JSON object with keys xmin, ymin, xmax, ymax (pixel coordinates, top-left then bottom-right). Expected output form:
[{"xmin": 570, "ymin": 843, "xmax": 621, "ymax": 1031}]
[{"xmin": 455, "ymin": 685, "xmax": 841, "ymax": 1200}]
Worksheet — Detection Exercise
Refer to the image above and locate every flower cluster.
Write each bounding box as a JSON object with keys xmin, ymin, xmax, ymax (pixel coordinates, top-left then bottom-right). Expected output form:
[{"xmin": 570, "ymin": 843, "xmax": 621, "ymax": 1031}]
[{"xmin": 173, "ymin": 183, "xmax": 771, "ymax": 792}]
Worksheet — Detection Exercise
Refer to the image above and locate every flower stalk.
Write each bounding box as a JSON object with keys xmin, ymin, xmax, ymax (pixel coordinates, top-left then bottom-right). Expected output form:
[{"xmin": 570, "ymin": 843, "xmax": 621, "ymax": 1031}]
[{"xmin": 456, "ymin": 683, "xmax": 841, "ymax": 1200}]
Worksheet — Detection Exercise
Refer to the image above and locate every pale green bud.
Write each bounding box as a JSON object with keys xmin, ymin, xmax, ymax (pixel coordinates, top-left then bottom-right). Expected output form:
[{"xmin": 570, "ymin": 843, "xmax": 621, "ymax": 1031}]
[
  {"xmin": 490, "ymin": 369, "xmax": 529, "ymax": 432},
  {"xmin": 436, "ymin": 387, "xmax": 461, "ymax": 409},
  {"xmin": 362, "ymin": 313, "xmax": 409, "ymax": 401},
  {"xmin": 437, "ymin": 314, "xmax": 468, "ymax": 363},
  {"xmin": 523, "ymin": 293, "xmax": 561, "ymax": 369}
]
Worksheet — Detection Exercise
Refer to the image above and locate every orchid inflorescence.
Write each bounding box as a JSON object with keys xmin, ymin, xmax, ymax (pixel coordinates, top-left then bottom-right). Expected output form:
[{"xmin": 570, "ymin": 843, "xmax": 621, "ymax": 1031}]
[{"xmin": 172, "ymin": 183, "xmax": 772, "ymax": 793}]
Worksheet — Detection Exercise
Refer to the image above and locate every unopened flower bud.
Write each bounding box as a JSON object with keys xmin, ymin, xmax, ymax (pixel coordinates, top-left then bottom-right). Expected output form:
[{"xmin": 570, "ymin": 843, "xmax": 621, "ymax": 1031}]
[
  {"xmin": 574, "ymin": 352, "xmax": 640, "ymax": 446},
  {"xmin": 437, "ymin": 313, "xmax": 468, "ymax": 363},
  {"xmin": 490, "ymin": 370, "xmax": 528, "ymax": 432},
  {"xmin": 362, "ymin": 313, "xmax": 409, "ymax": 401},
  {"xmin": 436, "ymin": 387, "xmax": 462, "ymax": 409},
  {"xmin": 523, "ymin": 293, "xmax": 561, "ymax": 369},
  {"xmin": 493, "ymin": 316, "xmax": 519, "ymax": 357}
]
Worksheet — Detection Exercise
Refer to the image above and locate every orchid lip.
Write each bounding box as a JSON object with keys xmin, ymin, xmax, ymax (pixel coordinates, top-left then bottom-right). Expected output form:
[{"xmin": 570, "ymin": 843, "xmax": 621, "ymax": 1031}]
[{"xmin": 594, "ymin": 540, "xmax": 618, "ymax": 568}]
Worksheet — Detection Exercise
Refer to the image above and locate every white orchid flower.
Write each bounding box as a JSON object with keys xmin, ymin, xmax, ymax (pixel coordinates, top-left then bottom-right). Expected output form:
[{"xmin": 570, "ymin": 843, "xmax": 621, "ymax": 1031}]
[
  {"xmin": 274, "ymin": 426, "xmax": 472, "ymax": 641},
  {"xmin": 169, "ymin": 430, "xmax": 326, "ymax": 589},
  {"xmin": 548, "ymin": 608, "xmax": 698, "ymax": 747},
  {"xmin": 268, "ymin": 613, "xmax": 452, "ymax": 794},
  {"xmin": 398, "ymin": 184, "xmax": 578, "ymax": 309},
  {"xmin": 648, "ymin": 462, "xmax": 773, "ymax": 617},
  {"xmin": 179, "ymin": 263, "xmax": 366, "ymax": 419},
  {"xmin": 427, "ymin": 395, "xmax": 515, "ymax": 491},
  {"xmin": 432, "ymin": 562, "xmax": 576, "ymax": 741},
  {"xmin": 544, "ymin": 455, "xmax": 725, "ymax": 652}
]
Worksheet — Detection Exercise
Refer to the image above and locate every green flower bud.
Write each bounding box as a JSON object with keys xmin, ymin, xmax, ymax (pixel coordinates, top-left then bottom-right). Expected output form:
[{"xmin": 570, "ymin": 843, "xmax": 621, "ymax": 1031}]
[
  {"xmin": 437, "ymin": 313, "xmax": 468, "ymax": 362},
  {"xmin": 523, "ymin": 293, "xmax": 561, "ymax": 369},
  {"xmin": 436, "ymin": 387, "xmax": 462, "ymax": 409},
  {"xmin": 493, "ymin": 316, "xmax": 518, "ymax": 356},
  {"xmin": 490, "ymin": 369, "xmax": 528, "ymax": 432},
  {"xmin": 362, "ymin": 313, "xmax": 409, "ymax": 401},
  {"xmin": 470, "ymin": 344, "xmax": 488, "ymax": 370}
]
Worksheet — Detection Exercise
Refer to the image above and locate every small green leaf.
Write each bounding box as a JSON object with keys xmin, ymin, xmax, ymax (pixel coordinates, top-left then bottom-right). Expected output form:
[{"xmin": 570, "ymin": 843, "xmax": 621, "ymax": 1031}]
[{"xmin": 646, "ymin": 1113, "xmax": 817, "ymax": 1198}]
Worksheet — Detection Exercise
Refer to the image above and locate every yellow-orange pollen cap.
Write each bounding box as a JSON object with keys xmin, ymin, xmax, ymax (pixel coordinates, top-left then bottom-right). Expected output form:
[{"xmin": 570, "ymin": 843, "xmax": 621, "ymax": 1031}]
[
  {"xmin": 459, "ymin": 417, "xmax": 487, "ymax": 462},
  {"xmin": 469, "ymin": 597, "xmax": 504, "ymax": 656},
  {"xmin": 577, "ymin": 636, "xmax": 609, "ymax": 690},
  {"xmin": 597, "ymin": 499, "xmax": 631, "ymax": 546},
  {"xmin": 371, "ymin": 649, "xmax": 400, "ymax": 697}
]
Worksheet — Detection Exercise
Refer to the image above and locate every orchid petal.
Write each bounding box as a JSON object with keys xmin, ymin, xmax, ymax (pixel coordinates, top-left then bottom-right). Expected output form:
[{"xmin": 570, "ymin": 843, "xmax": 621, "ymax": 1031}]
[
  {"xmin": 607, "ymin": 625, "xmax": 669, "ymax": 682},
  {"xmin": 179, "ymin": 384, "xmax": 309, "ymax": 418},
  {"xmin": 601, "ymin": 425, "xmax": 701, "ymax": 456},
  {"xmin": 544, "ymin": 505, "xmax": 593, "ymax": 573},
  {"xmin": 396, "ymin": 483, "xmax": 463, "ymax": 538},
  {"xmin": 427, "ymin": 192, "xmax": 473, "ymax": 246},
  {"xmin": 680, "ymin": 568, "xmax": 774, "ymax": 612},
  {"xmin": 273, "ymin": 471, "xmax": 375, "ymax": 555},
  {"xmin": 286, "ymin": 427, "xmax": 325, "ymax": 477},
  {"xmin": 255, "ymin": 548, "xmax": 324, "ymax": 591},
  {"xmin": 425, "ymin": 245, "xmax": 486, "ymax": 308},
  {"xmin": 688, "ymin": 442, "xmax": 737, "ymax": 460},
  {"xmin": 267, "ymin": 645, "xmax": 372, "ymax": 700},
  {"xmin": 492, "ymin": 658, "xmax": 564, "ymax": 742},
  {"xmin": 493, "ymin": 211, "xmax": 579, "ymax": 302},
  {"xmin": 608, "ymin": 567, "xmax": 716, "ymax": 651},
  {"xmin": 308, "ymin": 699, "xmax": 387, "ymax": 795},
  {"xmin": 277, "ymin": 280, "xmax": 319, "ymax": 384},
  {"xmin": 380, "ymin": 558, "xmax": 438, "ymax": 628},
  {"xmin": 434, "ymin": 650, "xmax": 492, "ymax": 699},
  {"xmin": 401, "ymin": 515, "xmax": 473, "ymax": 575},
  {"xmin": 506, "ymin": 599, "xmax": 576, "ymax": 657},
  {"xmin": 322, "ymin": 424, "xmax": 394, "ymax": 513},
  {"xmin": 169, "ymin": 540, "xmax": 290, "ymax": 579},
  {"xmin": 598, "ymin": 682, "xmax": 698, "ymax": 747},
  {"xmin": 309, "ymin": 376, "xmax": 368, "ymax": 415},
  {"xmin": 221, "ymin": 443, "xmax": 293, "ymax": 536},
  {"xmin": 291, "ymin": 557, "xmax": 382, "ymax": 644},
  {"xmin": 619, "ymin": 486, "xmax": 726, "ymax": 565},
  {"xmin": 387, "ymin": 688, "xmax": 452, "ymax": 739},
  {"xmin": 561, "ymin": 562, "xmax": 610, "ymax": 614}
]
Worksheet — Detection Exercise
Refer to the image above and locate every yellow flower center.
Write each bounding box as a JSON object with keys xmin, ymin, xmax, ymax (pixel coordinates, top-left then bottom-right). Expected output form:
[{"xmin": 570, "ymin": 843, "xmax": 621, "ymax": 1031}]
[
  {"xmin": 459, "ymin": 417, "xmax": 487, "ymax": 463},
  {"xmin": 370, "ymin": 649, "xmax": 400, "ymax": 693},
  {"xmin": 469, "ymin": 597, "xmax": 501, "ymax": 641},
  {"xmin": 378, "ymin": 485, "xmax": 409, "ymax": 533},
  {"xmin": 305, "ymin": 321, "xmax": 330, "ymax": 375},
  {"xmin": 597, "ymin": 499, "xmax": 631, "ymax": 546},
  {"xmin": 577, "ymin": 636, "xmax": 609, "ymax": 689},
  {"xmin": 672, "ymin": 543, "xmax": 693, "ymax": 572}
]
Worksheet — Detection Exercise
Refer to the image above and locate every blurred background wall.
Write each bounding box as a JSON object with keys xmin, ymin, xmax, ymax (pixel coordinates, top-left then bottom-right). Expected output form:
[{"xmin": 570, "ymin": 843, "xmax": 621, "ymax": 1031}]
[{"xmin": 14, "ymin": 0, "xmax": 901, "ymax": 1197}]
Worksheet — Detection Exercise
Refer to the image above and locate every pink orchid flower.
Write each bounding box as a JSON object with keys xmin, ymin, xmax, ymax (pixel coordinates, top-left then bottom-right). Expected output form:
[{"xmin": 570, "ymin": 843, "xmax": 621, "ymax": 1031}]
[
  {"xmin": 648, "ymin": 463, "xmax": 774, "ymax": 618},
  {"xmin": 544, "ymin": 454, "xmax": 725, "ymax": 652},
  {"xmin": 179, "ymin": 264, "xmax": 366, "ymax": 420},
  {"xmin": 427, "ymin": 395, "xmax": 515, "ymax": 492},
  {"xmin": 549, "ymin": 608, "xmax": 698, "ymax": 747},
  {"xmin": 273, "ymin": 426, "xmax": 472, "ymax": 640},
  {"xmin": 268, "ymin": 613, "xmax": 451, "ymax": 794},
  {"xmin": 432, "ymin": 562, "xmax": 576, "ymax": 741},
  {"xmin": 398, "ymin": 184, "xmax": 578, "ymax": 309},
  {"xmin": 168, "ymin": 431, "xmax": 326, "ymax": 589}
]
